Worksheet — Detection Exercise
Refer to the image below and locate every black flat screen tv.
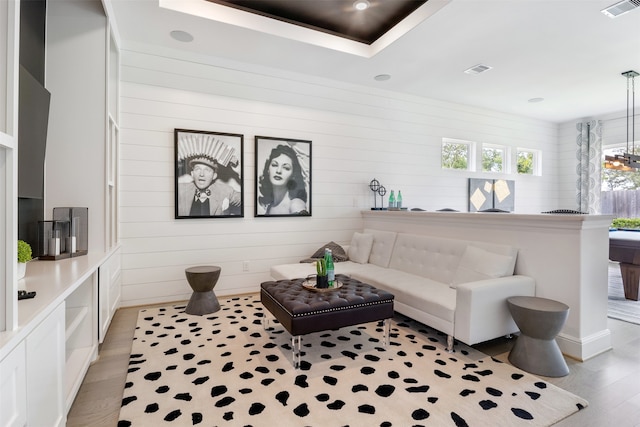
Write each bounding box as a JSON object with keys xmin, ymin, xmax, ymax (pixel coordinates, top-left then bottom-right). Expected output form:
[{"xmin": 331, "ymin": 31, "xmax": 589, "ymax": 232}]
[{"xmin": 18, "ymin": 65, "xmax": 50, "ymax": 199}]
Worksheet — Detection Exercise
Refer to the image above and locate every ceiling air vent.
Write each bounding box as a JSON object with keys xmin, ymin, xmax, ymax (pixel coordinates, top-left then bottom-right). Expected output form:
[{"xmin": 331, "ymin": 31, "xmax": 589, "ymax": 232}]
[
  {"xmin": 602, "ymin": 0, "xmax": 640, "ymax": 18},
  {"xmin": 464, "ymin": 64, "xmax": 492, "ymax": 75}
]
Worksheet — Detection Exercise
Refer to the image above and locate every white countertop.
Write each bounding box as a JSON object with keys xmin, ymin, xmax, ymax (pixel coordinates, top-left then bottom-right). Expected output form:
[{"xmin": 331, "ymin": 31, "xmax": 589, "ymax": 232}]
[
  {"xmin": 361, "ymin": 210, "xmax": 614, "ymax": 231},
  {"xmin": 0, "ymin": 250, "xmax": 111, "ymax": 360}
]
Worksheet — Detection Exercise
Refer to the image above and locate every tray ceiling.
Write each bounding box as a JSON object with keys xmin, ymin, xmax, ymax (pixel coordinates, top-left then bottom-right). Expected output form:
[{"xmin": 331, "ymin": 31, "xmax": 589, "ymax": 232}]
[{"xmin": 206, "ymin": 0, "xmax": 428, "ymax": 44}]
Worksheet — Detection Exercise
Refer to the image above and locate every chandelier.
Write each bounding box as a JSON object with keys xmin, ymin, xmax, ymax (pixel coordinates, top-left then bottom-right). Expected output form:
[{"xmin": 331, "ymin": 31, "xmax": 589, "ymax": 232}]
[{"xmin": 605, "ymin": 70, "xmax": 639, "ymax": 171}]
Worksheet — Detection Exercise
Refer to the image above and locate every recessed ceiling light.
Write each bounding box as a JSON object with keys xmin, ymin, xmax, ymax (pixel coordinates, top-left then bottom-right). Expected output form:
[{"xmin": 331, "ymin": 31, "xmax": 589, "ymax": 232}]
[
  {"xmin": 528, "ymin": 97, "xmax": 545, "ymax": 103},
  {"xmin": 464, "ymin": 64, "xmax": 492, "ymax": 75},
  {"xmin": 170, "ymin": 30, "xmax": 194, "ymax": 42},
  {"xmin": 374, "ymin": 74, "xmax": 391, "ymax": 81},
  {"xmin": 353, "ymin": 0, "xmax": 370, "ymax": 11}
]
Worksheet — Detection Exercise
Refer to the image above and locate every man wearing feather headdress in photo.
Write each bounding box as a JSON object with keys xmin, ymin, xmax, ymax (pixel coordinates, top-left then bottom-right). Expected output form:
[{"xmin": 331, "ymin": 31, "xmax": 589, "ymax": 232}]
[{"xmin": 177, "ymin": 133, "xmax": 242, "ymax": 217}]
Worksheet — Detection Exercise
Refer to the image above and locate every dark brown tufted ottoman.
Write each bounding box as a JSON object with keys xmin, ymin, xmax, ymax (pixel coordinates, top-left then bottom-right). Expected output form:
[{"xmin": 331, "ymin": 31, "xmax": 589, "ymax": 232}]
[{"xmin": 260, "ymin": 274, "xmax": 394, "ymax": 368}]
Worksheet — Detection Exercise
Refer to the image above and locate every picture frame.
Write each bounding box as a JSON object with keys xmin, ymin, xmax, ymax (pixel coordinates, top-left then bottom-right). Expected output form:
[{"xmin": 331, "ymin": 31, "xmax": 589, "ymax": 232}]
[
  {"xmin": 174, "ymin": 129, "xmax": 244, "ymax": 219},
  {"xmin": 255, "ymin": 136, "xmax": 312, "ymax": 217},
  {"xmin": 468, "ymin": 178, "xmax": 515, "ymax": 212}
]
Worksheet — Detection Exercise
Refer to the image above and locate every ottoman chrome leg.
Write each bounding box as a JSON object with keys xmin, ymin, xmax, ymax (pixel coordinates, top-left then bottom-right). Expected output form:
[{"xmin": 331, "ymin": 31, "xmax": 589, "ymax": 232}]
[
  {"xmin": 292, "ymin": 335, "xmax": 302, "ymax": 369},
  {"xmin": 383, "ymin": 318, "xmax": 391, "ymax": 347},
  {"xmin": 262, "ymin": 316, "xmax": 270, "ymax": 330}
]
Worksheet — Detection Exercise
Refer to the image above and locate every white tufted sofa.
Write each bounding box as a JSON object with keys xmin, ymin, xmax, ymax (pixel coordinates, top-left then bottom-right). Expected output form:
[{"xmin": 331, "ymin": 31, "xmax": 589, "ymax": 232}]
[{"xmin": 270, "ymin": 229, "xmax": 536, "ymax": 350}]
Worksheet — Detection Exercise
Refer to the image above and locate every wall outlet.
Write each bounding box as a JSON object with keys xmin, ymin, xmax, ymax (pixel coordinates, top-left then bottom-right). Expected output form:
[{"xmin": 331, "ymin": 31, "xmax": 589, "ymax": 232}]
[{"xmin": 242, "ymin": 261, "xmax": 250, "ymax": 272}]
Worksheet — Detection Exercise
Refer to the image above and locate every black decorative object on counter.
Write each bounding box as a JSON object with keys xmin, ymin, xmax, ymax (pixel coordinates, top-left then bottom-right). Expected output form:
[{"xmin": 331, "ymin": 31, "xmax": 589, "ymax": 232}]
[
  {"xmin": 18, "ymin": 290, "xmax": 36, "ymax": 300},
  {"xmin": 369, "ymin": 178, "xmax": 387, "ymax": 210},
  {"xmin": 541, "ymin": 209, "xmax": 588, "ymax": 214},
  {"xmin": 38, "ymin": 207, "xmax": 88, "ymax": 260}
]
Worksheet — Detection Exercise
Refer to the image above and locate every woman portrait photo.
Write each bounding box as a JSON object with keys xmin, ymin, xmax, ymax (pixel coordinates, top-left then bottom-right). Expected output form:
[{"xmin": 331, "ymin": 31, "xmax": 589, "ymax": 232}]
[{"xmin": 255, "ymin": 136, "xmax": 311, "ymax": 217}]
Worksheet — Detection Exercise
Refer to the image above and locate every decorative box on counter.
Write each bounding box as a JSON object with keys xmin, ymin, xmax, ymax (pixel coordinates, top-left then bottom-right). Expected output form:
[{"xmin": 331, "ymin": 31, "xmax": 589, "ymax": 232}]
[
  {"xmin": 53, "ymin": 207, "xmax": 88, "ymax": 257},
  {"xmin": 38, "ymin": 207, "xmax": 88, "ymax": 260}
]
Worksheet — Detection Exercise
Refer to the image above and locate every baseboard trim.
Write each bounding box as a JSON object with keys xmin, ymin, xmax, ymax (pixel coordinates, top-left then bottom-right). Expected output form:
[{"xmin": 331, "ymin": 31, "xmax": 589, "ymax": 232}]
[{"xmin": 557, "ymin": 329, "xmax": 612, "ymax": 362}]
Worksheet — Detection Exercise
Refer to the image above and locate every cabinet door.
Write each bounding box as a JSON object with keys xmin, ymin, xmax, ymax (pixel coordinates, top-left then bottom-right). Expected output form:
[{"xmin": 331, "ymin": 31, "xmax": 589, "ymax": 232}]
[
  {"xmin": 27, "ymin": 302, "xmax": 65, "ymax": 427},
  {"xmin": 99, "ymin": 247, "xmax": 121, "ymax": 343},
  {"xmin": 0, "ymin": 342, "xmax": 27, "ymax": 427},
  {"xmin": 98, "ymin": 260, "xmax": 110, "ymax": 343},
  {"xmin": 109, "ymin": 263, "xmax": 122, "ymax": 322}
]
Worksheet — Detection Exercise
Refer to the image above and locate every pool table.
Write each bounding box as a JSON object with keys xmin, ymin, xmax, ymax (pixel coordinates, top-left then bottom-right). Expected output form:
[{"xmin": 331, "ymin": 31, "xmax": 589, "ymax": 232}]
[{"xmin": 609, "ymin": 229, "xmax": 640, "ymax": 300}]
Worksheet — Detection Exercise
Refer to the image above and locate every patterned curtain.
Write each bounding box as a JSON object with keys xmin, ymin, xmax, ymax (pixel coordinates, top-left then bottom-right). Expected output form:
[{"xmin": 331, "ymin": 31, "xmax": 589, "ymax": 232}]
[{"xmin": 576, "ymin": 120, "xmax": 602, "ymax": 214}]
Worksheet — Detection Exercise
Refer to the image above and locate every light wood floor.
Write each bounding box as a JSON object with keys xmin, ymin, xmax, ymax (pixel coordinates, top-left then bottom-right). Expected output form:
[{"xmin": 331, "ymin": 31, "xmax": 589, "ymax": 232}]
[{"xmin": 67, "ymin": 300, "xmax": 640, "ymax": 427}]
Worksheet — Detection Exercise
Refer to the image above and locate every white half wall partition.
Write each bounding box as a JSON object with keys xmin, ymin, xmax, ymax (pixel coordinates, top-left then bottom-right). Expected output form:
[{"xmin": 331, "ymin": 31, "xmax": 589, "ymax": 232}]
[{"xmin": 361, "ymin": 210, "xmax": 613, "ymax": 361}]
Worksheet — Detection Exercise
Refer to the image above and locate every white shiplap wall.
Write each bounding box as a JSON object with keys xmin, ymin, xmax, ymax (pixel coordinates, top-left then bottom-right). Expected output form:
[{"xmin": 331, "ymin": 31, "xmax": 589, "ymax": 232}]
[{"xmin": 119, "ymin": 48, "xmax": 561, "ymax": 306}]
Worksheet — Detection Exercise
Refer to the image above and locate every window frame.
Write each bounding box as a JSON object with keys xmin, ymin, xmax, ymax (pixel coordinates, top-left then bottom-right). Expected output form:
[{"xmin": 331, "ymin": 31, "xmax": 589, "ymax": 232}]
[
  {"xmin": 516, "ymin": 147, "xmax": 541, "ymax": 176},
  {"xmin": 441, "ymin": 138, "xmax": 476, "ymax": 172},
  {"xmin": 481, "ymin": 143, "xmax": 508, "ymax": 173}
]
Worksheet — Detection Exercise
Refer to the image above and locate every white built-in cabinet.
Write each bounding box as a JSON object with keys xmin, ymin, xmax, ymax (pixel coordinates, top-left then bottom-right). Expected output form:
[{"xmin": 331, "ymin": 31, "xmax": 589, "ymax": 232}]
[
  {"xmin": 0, "ymin": 0, "xmax": 121, "ymax": 424},
  {"xmin": 0, "ymin": 254, "xmax": 104, "ymax": 426},
  {"xmin": 45, "ymin": 0, "xmax": 122, "ymax": 342}
]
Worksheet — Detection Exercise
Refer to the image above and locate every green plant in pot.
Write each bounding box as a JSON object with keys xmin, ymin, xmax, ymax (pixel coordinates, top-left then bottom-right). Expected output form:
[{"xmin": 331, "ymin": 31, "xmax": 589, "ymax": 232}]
[
  {"xmin": 17, "ymin": 239, "xmax": 32, "ymax": 280},
  {"xmin": 315, "ymin": 259, "xmax": 329, "ymax": 288}
]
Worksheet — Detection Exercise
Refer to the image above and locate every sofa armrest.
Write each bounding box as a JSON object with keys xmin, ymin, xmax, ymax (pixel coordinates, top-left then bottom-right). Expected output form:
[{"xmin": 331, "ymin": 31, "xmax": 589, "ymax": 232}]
[{"xmin": 454, "ymin": 275, "xmax": 535, "ymax": 345}]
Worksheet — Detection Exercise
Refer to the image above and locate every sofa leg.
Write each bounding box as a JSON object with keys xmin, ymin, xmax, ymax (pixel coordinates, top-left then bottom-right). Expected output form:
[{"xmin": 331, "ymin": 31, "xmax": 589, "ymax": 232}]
[{"xmin": 446, "ymin": 335, "xmax": 454, "ymax": 353}]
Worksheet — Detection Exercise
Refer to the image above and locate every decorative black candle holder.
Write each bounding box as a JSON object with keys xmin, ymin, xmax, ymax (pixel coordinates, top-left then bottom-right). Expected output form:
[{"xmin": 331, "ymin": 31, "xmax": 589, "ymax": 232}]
[{"xmin": 369, "ymin": 178, "xmax": 387, "ymax": 210}]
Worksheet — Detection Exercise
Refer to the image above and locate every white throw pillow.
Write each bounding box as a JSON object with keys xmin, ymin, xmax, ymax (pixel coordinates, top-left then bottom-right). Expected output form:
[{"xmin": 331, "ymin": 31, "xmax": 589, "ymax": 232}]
[
  {"xmin": 348, "ymin": 232, "xmax": 374, "ymax": 264},
  {"xmin": 365, "ymin": 229, "xmax": 398, "ymax": 267},
  {"xmin": 451, "ymin": 245, "xmax": 515, "ymax": 288}
]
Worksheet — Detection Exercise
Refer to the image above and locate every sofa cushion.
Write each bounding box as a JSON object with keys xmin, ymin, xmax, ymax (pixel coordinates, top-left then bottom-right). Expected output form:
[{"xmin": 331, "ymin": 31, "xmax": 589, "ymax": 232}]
[
  {"xmin": 451, "ymin": 245, "xmax": 515, "ymax": 287},
  {"xmin": 389, "ymin": 233, "xmax": 467, "ymax": 284},
  {"xmin": 348, "ymin": 232, "xmax": 374, "ymax": 264},
  {"xmin": 352, "ymin": 268, "xmax": 456, "ymax": 323},
  {"xmin": 364, "ymin": 228, "xmax": 397, "ymax": 268}
]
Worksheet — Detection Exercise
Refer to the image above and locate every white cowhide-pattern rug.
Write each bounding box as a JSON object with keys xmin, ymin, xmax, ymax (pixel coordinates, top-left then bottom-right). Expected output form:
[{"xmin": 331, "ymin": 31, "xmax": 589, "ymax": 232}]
[{"xmin": 118, "ymin": 295, "xmax": 587, "ymax": 427}]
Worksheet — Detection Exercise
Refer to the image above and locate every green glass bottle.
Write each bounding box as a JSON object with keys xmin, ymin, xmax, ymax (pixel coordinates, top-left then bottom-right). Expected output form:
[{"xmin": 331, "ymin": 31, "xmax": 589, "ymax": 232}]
[
  {"xmin": 389, "ymin": 190, "xmax": 395, "ymax": 208},
  {"xmin": 397, "ymin": 191, "xmax": 403, "ymax": 209},
  {"xmin": 325, "ymin": 248, "xmax": 335, "ymax": 287}
]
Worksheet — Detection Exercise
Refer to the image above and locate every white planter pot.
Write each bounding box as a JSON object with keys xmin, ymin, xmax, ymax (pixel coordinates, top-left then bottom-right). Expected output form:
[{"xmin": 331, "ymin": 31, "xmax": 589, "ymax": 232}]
[{"xmin": 17, "ymin": 262, "xmax": 26, "ymax": 280}]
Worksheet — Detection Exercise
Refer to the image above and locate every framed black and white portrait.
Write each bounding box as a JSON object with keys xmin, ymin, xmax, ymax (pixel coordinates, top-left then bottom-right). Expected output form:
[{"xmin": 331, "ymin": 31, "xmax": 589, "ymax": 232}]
[
  {"xmin": 255, "ymin": 136, "xmax": 311, "ymax": 217},
  {"xmin": 175, "ymin": 129, "xmax": 244, "ymax": 219}
]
